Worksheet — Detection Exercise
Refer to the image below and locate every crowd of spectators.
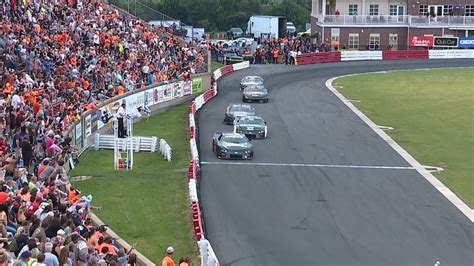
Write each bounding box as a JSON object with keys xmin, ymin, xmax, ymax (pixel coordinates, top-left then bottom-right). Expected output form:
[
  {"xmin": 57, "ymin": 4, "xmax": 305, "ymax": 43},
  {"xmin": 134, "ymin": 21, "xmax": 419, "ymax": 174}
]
[
  {"xmin": 0, "ymin": 0, "xmax": 207, "ymax": 264},
  {"xmin": 251, "ymin": 37, "xmax": 330, "ymax": 64},
  {"xmin": 1, "ymin": 0, "xmax": 207, "ymax": 130},
  {"xmin": 211, "ymin": 36, "xmax": 331, "ymax": 65}
]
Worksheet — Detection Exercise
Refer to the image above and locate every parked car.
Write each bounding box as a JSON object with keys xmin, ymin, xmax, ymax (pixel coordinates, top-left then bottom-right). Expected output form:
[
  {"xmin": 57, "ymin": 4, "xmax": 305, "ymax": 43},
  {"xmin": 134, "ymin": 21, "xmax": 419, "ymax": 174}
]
[
  {"xmin": 227, "ymin": 28, "xmax": 245, "ymax": 39},
  {"xmin": 287, "ymin": 22, "xmax": 296, "ymax": 35},
  {"xmin": 297, "ymin": 28, "xmax": 311, "ymax": 38},
  {"xmin": 223, "ymin": 51, "xmax": 244, "ymax": 65}
]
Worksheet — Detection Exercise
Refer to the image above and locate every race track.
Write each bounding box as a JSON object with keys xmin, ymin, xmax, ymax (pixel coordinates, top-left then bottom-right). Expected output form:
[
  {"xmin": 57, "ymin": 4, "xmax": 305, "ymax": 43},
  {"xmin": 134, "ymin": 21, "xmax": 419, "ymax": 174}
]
[{"xmin": 197, "ymin": 59, "xmax": 474, "ymax": 266}]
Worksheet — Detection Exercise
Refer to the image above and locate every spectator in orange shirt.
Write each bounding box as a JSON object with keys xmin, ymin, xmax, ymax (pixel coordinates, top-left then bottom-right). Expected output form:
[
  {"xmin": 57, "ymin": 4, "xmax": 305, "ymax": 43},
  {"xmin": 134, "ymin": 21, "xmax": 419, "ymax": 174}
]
[
  {"xmin": 117, "ymin": 85, "xmax": 125, "ymax": 95},
  {"xmin": 162, "ymin": 246, "xmax": 175, "ymax": 266}
]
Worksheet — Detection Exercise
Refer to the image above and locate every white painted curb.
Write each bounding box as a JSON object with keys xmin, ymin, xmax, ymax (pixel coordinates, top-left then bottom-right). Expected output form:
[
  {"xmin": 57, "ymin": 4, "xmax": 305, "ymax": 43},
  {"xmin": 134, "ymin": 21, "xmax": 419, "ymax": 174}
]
[{"xmin": 325, "ymin": 75, "xmax": 474, "ymax": 223}]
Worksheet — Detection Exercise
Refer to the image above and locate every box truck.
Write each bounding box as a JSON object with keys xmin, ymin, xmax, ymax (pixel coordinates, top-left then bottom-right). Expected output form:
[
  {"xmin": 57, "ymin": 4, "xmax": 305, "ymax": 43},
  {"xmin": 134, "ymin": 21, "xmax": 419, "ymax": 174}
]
[{"xmin": 247, "ymin": 16, "xmax": 287, "ymax": 39}]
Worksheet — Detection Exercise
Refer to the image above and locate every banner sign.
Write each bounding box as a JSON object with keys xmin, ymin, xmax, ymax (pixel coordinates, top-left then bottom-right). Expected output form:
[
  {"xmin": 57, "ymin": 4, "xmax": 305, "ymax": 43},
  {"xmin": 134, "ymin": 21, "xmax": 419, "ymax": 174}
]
[
  {"xmin": 409, "ymin": 36, "xmax": 434, "ymax": 47},
  {"xmin": 172, "ymin": 81, "xmax": 184, "ymax": 99},
  {"xmin": 98, "ymin": 104, "xmax": 113, "ymax": 129},
  {"xmin": 183, "ymin": 80, "xmax": 192, "ymax": 96},
  {"xmin": 163, "ymin": 84, "xmax": 173, "ymax": 102},
  {"xmin": 144, "ymin": 88, "xmax": 154, "ymax": 107},
  {"xmin": 91, "ymin": 109, "xmax": 98, "ymax": 133},
  {"xmin": 434, "ymin": 37, "xmax": 458, "ymax": 47},
  {"xmin": 192, "ymin": 77, "xmax": 203, "ymax": 94},
  {"xmin": 458, "ymin": 37, "xmax": 474, "ymax": 48},
  {"xmin": 85, "ymin": 114, "xmax": 92, "ymax": 138},
  {"xmin": 75, "ymin": 122, "xmax": 82, "ymax": 146}
]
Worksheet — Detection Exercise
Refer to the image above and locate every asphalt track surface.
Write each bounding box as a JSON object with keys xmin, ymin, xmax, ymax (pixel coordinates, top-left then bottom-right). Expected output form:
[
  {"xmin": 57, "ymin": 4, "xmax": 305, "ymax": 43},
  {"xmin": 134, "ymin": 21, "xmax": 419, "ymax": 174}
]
[{"xmin": 197, "ymin": 59, "xmax": 474, "ymax": 266}]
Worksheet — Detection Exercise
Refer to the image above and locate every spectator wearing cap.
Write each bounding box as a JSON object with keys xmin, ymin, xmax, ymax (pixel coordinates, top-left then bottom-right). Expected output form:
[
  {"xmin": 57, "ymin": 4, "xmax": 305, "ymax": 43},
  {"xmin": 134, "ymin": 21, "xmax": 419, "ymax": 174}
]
[{"xmin": 162, "ymin": 246, "xmax": 175, "ymax": 266}]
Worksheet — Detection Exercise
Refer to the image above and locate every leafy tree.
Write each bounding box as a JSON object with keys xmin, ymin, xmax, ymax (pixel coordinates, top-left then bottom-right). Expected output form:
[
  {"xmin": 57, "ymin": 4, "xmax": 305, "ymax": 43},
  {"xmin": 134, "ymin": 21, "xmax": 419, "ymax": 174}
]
[{"xmin": 111, "ymin": 0, "xmax": 311, "ymax": 32}]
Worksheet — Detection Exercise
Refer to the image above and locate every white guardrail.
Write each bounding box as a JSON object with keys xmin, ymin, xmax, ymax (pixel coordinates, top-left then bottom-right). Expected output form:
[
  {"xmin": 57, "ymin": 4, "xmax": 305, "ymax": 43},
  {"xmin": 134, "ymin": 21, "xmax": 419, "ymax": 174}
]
[
  {"xmin": 94, "ymin": 134, "xmax": 158, "ymax": 152},
  {"xmin": 187, "ymin": 61, "xmax": 250, "ymax": 266},
  {"xmin": 339, "ymin": 49, "xmax": 474, "ymax": 61},
  {"xmin": 428, "ymin": 49, "xmax": 474, "ymax": 59},
  {"xmin": 159, "ymin": 139, "xmax": 172, "ymax": 161}
]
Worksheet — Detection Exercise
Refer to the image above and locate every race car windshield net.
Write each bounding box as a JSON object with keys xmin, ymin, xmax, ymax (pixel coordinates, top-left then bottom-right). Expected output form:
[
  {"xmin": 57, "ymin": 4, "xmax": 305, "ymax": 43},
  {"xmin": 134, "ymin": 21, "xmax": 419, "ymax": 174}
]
[
  {"xmin": 239, "ymin": 118, "xmax": 263, "ymax": 125},
  {"xmin": 244, "ymin": 77, "xmax": 263, "ymax": 83},
  {"xmin": 222, "ymin": 136, "xmax": 248, "ymax": 143},
  {"xmin": 231, "ymin": 106, "xmax": 252, "ymax": 112}
]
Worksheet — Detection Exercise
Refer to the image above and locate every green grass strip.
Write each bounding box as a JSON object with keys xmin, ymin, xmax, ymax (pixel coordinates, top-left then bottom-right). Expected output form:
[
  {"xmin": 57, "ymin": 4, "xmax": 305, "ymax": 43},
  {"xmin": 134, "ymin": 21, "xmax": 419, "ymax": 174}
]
[
  {"xmin": 70, "ymin": 104, "xmax": 197, "ymax": 264},
  {"xmin": 335, "ymin": 67, "xmax": 474, "ymax": 207}
]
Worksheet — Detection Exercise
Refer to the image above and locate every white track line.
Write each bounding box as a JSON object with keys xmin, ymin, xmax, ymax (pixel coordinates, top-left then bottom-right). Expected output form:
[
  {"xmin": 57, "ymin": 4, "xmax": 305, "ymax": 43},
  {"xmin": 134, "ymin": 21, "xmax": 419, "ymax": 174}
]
[
  {"xmin": 326, "ymin": 73, "xmax": 474, "ymax": 223},
  {"xmin": 201, "ymin": 161, "xmax": 415, "ymax": 170}
]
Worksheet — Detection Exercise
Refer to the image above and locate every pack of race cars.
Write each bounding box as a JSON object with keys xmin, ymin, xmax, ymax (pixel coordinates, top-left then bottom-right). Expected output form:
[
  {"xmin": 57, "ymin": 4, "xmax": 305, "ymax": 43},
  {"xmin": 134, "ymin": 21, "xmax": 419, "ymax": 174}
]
[{"xmin": 212, "ymin": 76, "xmax": 268, "ymax": 160}]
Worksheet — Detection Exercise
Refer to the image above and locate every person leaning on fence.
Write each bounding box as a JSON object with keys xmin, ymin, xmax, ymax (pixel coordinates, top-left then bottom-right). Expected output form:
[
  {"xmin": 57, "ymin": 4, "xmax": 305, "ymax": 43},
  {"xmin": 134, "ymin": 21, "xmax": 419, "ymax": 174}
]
[{"xmin": 162, "ymin": 246, "xmax": 175, "ymax": 266}]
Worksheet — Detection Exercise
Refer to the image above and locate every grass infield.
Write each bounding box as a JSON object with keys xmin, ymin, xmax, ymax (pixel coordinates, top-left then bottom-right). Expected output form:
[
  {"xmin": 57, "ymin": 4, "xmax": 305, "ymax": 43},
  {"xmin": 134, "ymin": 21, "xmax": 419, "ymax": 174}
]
[
  {"xmin": 69, "ymin": 104, "xmax": 197, "ymax": 264},
  {"xmin": 211, "ymin": 60, "xmax": 223, "ymax": 73},
  {"xmin": 335, "ymin": 67, "xmax": 474, "ymax": 207}
]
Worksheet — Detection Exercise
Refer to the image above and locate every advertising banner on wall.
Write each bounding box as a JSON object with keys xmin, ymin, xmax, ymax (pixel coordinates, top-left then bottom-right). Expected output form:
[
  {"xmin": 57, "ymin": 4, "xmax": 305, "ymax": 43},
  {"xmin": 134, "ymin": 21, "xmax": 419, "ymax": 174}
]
[
  {"xmin": 85, "ymin": 114, "xmax": 92, "ymax": 138},
  {"xmin": 409, "ymin": 36, "xmax": 434, "ymax": 47},
  {"xmin": 192, "ymin": 77, "xmax": 203, "ymax": 94},
  {"xmin": 434, "ymin": 37, "xmax": 458, "ymax": 47},
  {"xmin": 163, "ymin": 83, "xmax": 174, "ymax": 102},
  {"xmin": 183, "ymin": 80, "xmax": 192, "ymax": 96},
  {"xmin": 75, "ymin": 123, "xmax": 82, "ymax": 146},
  {"xmin": 154, "ymin": 85, "xmax": 165, "ymax": 103},
  {"xmin": 173, "ymin": 81, "xmax": 184, "ymax": 99},
  {"xmin": 98, "ymin": 104, "xmax": 113, "ymax": 129},
  {"xmin": 91, "ymin": 109, "xmax": 98, "ymax": 133},
  {"xmin": 458, "ymin": 37, "xmax": 474, "ymax": 48},
  {"xmin": 144, "ymin": 88, "xmax": 154, "ymax": 107}
]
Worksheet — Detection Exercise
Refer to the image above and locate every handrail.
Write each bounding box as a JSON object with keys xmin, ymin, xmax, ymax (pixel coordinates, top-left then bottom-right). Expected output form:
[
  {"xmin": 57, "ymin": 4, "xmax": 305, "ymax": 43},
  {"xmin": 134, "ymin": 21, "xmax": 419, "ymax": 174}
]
[{"xmin": 317, "ymin": 15, "xmax": 474, "ymax": 26}]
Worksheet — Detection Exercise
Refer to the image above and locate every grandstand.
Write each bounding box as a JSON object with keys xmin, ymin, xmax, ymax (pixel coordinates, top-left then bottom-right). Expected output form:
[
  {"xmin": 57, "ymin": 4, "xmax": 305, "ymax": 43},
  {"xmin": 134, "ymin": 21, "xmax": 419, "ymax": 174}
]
[{"xmin": 0, "ymin": 0, "xmax": 208, "ymax": 264}]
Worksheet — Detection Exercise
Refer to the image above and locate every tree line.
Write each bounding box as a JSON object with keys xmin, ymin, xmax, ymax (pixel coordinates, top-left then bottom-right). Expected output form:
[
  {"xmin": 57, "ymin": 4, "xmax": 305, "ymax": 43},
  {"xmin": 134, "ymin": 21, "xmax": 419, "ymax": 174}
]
[{"xmin": 111, "ymin": 0, "xmax": 311, "ymax": 32}]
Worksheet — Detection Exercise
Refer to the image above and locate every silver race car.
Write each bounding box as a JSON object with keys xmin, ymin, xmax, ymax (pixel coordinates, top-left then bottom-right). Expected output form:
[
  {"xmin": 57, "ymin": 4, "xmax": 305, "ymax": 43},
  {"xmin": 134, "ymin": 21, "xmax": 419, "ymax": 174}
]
[
  {"xmin": 234, "ymin": 115, "xmax": 267, "ymax": 139},
  {"xmin": 242, "ymin": 84, "xmax": 269, "ymax": 103},
  {"xmin": 212, "ymin": 132, "xmax": 254, "ymax": 159},
  {"xmin": 223, "ymin": 104, "xmax": 256, "ymax": 125},
  {"xmin": 240, "ymin": 76, "xmax": 264, "ymax": 92}
]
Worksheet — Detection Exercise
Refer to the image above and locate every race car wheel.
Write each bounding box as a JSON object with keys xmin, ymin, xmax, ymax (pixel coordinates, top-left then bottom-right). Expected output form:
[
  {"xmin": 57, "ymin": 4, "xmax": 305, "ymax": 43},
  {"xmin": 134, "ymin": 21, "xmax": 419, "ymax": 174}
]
[{"xmin": 264, "ymin": 99, "xmax": 269, "ymax": 103}]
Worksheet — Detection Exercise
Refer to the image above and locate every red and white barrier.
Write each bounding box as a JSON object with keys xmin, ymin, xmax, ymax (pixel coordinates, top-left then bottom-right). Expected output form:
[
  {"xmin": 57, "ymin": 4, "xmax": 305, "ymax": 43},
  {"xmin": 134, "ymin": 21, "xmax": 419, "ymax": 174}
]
[
  {"xmin": 296, "ymin": 51, "xmax": 341, "ymax": 65},
  {"xmin": 297, "ymin": 49, "xmax": 473, "ymax": 65},
  {"xmin": 187, "ymin": 61, "xmax": 250, "ymax": 266},
  {"xmin": 382, "ymin": 49, "xmax": 429, "ymax": 60}
]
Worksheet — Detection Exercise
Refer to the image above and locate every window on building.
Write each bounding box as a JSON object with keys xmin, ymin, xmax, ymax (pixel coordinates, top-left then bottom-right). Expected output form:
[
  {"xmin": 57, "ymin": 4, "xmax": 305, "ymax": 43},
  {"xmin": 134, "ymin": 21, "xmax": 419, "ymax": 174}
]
[
  {"xmin": 389, "ymin": 5, "xmax": 398, "ymax": 16},
  {"xmin": 443, "ymin": 5, "xmax": 453, "ymax": 16},
  {"xmin": 419, "ymin": 5, "xmax": 429, "ymax": 16},
  {"xmin": 466, "ymin": 5, "xmax": 474, "ymax": 16},
  {"xmin": 348, "ymin": 34, "xmax": 359, "ymax": 49},
  {"xmin": 369, "ymin": 5, "xmax": 379, "ymax": 16},
  {"xmin": 349, "ymin": 4, "xmax": 358, "ymax": 15},
  {"xmin": 389, "ymin": 34, "xmax": 398, "ymax": 50},
  {"xmin": 369, "ymin": 34, "xmax": 380, "ymax": 50}
]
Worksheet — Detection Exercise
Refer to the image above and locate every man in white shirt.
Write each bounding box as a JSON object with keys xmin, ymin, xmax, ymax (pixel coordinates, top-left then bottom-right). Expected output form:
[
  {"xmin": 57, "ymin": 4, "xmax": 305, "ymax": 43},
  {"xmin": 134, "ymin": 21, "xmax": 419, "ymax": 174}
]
[{"xmin": 116, "ymin": 103, "xmax": 126, "ymax": 138}]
